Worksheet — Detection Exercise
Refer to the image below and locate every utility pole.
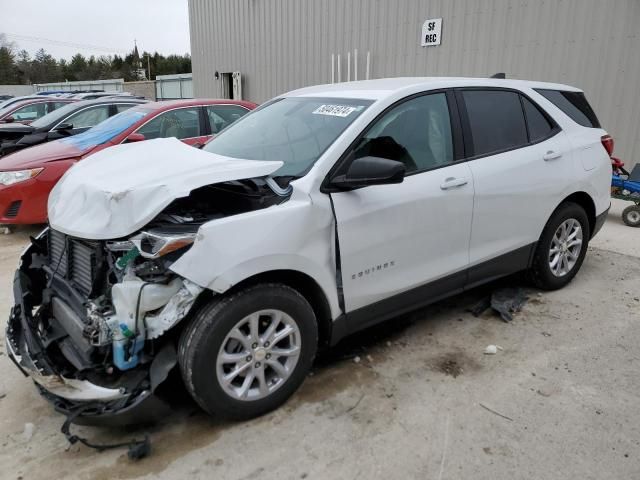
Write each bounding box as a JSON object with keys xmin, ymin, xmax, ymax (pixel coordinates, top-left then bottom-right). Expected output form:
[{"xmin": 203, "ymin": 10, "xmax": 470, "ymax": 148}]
[{"xmin": 147, "ymin": 54, "xmax": 151, "ymax": 81}]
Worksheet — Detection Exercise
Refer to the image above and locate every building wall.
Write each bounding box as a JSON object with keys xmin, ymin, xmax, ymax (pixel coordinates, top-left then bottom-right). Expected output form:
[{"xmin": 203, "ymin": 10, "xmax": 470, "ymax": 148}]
[
  {"xmin": 155, "ymin": 74, "xmax": 194, "ymax": 100},
  {"xmin": 123, "ymin": 81, "xmax": 157, "ymax": 100},
  {"xmin": 0, "ymin": 85, "xmax": 35, "ymax": 97},
  {"xmin": 189, "ymin": 0, "xmax": 640, "ymax": 164},
  {"xmin": 34, "ymin": 79, "xmax": 124, "ymax": 93}
]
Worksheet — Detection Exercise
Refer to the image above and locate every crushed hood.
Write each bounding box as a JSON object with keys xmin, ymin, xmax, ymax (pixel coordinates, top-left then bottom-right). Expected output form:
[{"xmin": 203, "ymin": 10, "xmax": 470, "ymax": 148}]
[{"xmin": 48, "ymin": 138, "xmax": 283, "ymax": 239}]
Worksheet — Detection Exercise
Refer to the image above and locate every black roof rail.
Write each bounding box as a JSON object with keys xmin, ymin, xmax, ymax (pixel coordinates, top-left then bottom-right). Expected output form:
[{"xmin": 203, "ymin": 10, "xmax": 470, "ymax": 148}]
[{"xmin": 490, "ymin": 72, "xmax": 506, "ymax": 79}]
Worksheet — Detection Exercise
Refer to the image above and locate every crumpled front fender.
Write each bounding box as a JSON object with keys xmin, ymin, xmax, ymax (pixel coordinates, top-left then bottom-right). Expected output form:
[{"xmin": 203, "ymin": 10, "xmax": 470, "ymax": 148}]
[{"xmin": 169, "ymin": 189, "xmax": 341, "ymax": 319}]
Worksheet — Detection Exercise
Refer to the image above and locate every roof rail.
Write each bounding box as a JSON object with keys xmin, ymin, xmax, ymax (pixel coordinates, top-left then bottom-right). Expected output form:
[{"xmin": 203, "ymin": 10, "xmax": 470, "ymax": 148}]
[{"xmin": 490, "ymin": 73, "xmax": 506, "ymax": 79}]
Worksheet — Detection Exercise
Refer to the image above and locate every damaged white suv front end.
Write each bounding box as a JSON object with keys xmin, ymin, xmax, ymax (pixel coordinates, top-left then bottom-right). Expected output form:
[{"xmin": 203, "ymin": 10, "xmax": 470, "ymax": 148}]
[
  {"xmin": 6, "ymin": 138, "xmax": 289, "ymax": 423},
  {"xmin": 7, "ymin": 79, "xmax": 610, "ymax": 427}
]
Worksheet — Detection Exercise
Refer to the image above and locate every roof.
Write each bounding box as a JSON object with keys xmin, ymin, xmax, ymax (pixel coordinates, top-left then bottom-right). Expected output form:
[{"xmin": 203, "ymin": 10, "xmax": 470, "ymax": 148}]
[
  {"xmin": 286, "ymin": 77, "xmax": 582, "ymax": 100},
  {"xmin": 140, "ymin": 98, "xmax": 257, "ymax": 111},
  {"xmin": 71, "ymin": 98, "xmax": 148, "ymax": 107},
  {"xmin": 0, "ymin": 97, "xmax": 76, "ymax": 116}
]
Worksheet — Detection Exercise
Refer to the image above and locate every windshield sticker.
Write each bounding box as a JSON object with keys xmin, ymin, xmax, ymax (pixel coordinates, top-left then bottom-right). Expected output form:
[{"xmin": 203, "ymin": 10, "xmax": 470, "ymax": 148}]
[{"xmin": 312, "ymin": 104, "xmax": 361, "ymax": 117}]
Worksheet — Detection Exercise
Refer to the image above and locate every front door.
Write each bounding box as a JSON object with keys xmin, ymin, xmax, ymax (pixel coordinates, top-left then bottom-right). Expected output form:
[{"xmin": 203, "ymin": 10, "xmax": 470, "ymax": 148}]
[{"xmin": 329, "ymin": 92, "xmax": 474, "ymax": 322}]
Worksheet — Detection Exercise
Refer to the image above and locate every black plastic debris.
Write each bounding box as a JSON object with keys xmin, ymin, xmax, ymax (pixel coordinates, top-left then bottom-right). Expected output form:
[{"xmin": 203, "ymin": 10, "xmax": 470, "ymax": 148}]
[{"xmin": 470, "ymin": 287, "xmax": 529, "ymax": 322}]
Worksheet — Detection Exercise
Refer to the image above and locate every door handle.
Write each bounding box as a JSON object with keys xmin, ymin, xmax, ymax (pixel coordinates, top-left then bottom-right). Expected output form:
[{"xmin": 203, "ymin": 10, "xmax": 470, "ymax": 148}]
[
  {"xmin": 440, "ymin": 177, "xmax": 468, "ymax": 190},
  {"xmin": 543, "ymin": 150, "xmax": 562, "ymax": 161}
]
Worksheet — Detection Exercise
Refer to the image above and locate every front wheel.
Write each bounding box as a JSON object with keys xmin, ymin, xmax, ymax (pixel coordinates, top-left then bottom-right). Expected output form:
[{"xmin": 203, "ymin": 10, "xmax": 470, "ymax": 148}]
[
  {"xmin": 528, "ymin": 202, "xmax": 590, "ymax": 290},
  {"xmin": 178, "ymin": 283, "xmax": 318, "ymax": 419}
]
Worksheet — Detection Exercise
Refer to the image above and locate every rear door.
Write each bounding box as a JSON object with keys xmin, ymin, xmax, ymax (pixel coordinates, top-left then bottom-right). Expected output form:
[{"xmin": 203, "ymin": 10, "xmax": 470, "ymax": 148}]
[
  {"xmin": 330, "ymin": 91, "xmax": 474, "ymax": 321},
  {"xmin": 457, "ymin": 88, "xmax": 571, "ymax": 284}
]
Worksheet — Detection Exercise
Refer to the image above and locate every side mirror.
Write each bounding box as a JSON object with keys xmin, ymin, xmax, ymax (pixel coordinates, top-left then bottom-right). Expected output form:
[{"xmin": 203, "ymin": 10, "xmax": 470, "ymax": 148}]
[
  {"xmin": 125, "ymin": 132, "xmax": 146, "ymax": 143},
  {"xmin": 329, "ymin": 156, "xmax": 405, "ymax": 190},
  {"xmin": 53, "ymin": 122, "xmax": 73, "ymax": 131},
  {"xmin": 3, "ymin": 115, "xmax": 14, "ymax": 123}
]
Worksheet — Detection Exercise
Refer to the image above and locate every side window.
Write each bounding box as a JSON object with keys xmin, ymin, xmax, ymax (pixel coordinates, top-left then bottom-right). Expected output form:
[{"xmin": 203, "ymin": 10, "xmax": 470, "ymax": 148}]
[
  {"xmin": 49, "ymin": 102, "xmax": 69, "ymax": 113},
  {"xmin": 65, "ymin": 105, "xmax": 110, "ymax": 129},
  {"xmin": 115, "ymin": 104, "xmax": 135, "ymax": 113},
  {"xmin": 534, "ymin": 89, "xmax": 600, "ymax": 128},
  {"xmin": 12, "ymin": 103, "xmax": 47, "ymax": 121},
  {"xmin": 136, "ymin": 107, "xmax": 202, "ymax": 140},
  {"xmin": 522, "ymin": 97, "xmax": 554, "ymax": 142},
  {"xmin": 206, "ymin": 105, "xmax": 250, "ymax": 133},
  {"xmin": 348, "ymin": 93, "xmax": 454, "ymax": 174},
  {"xmin": 462, "ymin": 90, "xmax": 528, "ymax": 156}
]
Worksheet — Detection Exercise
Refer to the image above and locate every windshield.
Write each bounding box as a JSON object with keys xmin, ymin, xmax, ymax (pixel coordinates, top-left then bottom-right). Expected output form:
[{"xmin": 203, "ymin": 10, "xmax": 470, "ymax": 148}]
[
  {"xmin": 59, "ymin": 107, "xmax": 150, "ymax": 150},
  {"xmin": 30, "ymin": 102, "xmax": 79, "ymax": 128},
  {"xmin": 204, "ymin": 97, "xmax": 373, "ymax": 177}
]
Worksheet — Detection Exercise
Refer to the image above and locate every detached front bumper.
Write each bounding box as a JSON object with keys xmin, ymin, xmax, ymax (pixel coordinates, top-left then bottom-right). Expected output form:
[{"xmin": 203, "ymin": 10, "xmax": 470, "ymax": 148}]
[{"xmin": 6, "ymin": 270, "xmax": 171, "ymax": 426}]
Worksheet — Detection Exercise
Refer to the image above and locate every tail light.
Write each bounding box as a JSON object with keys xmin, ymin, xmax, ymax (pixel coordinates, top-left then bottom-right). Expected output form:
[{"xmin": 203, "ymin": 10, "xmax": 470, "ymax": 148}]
[{"xmin": 601, "ymin": 135, "xmax": 614, "ymax": 157}]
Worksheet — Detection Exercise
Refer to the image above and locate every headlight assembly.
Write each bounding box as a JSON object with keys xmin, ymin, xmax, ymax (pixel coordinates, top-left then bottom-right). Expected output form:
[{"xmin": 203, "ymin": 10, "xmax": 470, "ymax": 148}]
[
  {"xmin": 131, "ymin": 231, "xmax": 197, "ymax": 259},
  {"xmin": 0, "ymin": 168, "xmax": 44, "ymax": 186}
]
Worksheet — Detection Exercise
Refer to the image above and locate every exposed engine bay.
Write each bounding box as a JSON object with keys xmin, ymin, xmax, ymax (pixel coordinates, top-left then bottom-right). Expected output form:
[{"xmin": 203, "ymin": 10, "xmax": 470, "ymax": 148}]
[{"xmin": 6, "ymin": 178, "xmax": 289, "ymax": 422}]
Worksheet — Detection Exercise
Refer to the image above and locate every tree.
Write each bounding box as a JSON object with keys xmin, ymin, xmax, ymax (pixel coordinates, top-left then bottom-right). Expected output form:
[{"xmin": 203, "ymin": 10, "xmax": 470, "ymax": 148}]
[
  {"xmin": 15, "ymin": 49, "xmax": 32, "ymax": 84},
  {"xmin": 0, "ymin": 35, "xmax": 192, "ymax": 85},
  {"xmin": 0, "ymin": 46, "xmax": 20, "ymax": 83},
  {"xmin": 30, "ymin": 48, "xmax": 62, "ymax": 83}
]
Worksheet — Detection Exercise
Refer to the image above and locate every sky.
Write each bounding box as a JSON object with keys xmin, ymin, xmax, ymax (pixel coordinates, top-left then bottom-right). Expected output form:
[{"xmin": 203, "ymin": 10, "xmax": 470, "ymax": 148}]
[{"xmin": 0, "ymin": 0, "xmax": 191, "ymax": 59}]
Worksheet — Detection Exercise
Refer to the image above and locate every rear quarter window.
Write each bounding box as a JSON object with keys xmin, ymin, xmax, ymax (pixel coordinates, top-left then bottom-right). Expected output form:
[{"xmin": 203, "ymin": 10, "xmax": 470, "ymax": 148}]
[{"xmin": 534, "ymin": 89, "xmax": 601, "ymax": 128}]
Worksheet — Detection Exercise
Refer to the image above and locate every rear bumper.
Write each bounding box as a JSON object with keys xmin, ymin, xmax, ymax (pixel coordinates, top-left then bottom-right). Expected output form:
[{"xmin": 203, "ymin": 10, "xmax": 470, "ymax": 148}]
[
  {"xmin": 592, "ymin": 204, "xmax": 610, "ymax": 238},
  {"xmin": 6, "ymin": 268, "xmax": 171, "ymax": 426}
]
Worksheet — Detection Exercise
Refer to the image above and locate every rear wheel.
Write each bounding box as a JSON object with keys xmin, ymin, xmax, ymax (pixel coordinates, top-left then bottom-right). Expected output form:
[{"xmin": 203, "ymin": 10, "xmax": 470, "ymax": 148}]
[
  {"xmin": 622, "ymin": 205, "xmax": 640, "ymax": 227},
  {"xmin": 178, "ymin": 283, "xmax": 318, "ymax": 419},
  {"xmin": 528, "ymin": 202, "xmax": 590, "ymax": 290}
]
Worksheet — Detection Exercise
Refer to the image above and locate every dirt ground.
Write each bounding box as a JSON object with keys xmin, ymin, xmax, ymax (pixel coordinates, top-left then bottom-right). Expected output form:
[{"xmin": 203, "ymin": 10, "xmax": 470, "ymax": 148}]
[{"xmin": 0, "ymin": 199, "xmax": 638, "ymax": 480}]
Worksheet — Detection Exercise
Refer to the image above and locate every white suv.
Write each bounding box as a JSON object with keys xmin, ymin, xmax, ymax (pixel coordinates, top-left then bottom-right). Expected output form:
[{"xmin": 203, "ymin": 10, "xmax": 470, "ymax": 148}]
[{"xmin": 7, "ymin": 78, "xmax": 611, "ymax": 423}]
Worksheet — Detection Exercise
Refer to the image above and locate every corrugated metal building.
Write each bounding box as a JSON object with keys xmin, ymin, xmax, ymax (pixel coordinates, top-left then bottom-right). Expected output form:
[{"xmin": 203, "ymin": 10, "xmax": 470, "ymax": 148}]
[{"xmin": 189, "ymin": 0, "xmax": 640, "ymax": 164}]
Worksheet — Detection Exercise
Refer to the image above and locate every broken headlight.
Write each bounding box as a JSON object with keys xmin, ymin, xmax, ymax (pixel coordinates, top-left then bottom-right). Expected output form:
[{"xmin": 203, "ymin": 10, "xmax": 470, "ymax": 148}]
[{"xmin": 132, "ymin": 231, "xmax": 197, "ymax": 259}]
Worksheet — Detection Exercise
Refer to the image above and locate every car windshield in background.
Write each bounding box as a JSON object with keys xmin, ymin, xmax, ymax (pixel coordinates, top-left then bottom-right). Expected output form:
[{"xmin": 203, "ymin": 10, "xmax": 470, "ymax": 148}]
[
  {"xmin": 30, "ymin": 102, "xmax": 80, "ymax": 128},
  {"xmin": 204, "ymin": 97, "xmax": 373, "ymax": 177},
  {"xmin": 59, "ymin": 107, "xmax": 150, "ymax": 150}
]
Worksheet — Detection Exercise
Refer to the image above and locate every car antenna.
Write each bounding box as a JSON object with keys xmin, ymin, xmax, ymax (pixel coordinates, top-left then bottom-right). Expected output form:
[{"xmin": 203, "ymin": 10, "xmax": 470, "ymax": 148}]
[{"xmin": 490, "ymin": 72, "xmax": 506, "ymax": 79}]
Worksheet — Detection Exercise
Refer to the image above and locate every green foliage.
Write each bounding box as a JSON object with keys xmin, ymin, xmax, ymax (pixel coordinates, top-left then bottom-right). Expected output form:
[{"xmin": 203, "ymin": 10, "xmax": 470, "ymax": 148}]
[{"xmin": 0, "ymin": 36, "xmax": 191, "ymax": 85}]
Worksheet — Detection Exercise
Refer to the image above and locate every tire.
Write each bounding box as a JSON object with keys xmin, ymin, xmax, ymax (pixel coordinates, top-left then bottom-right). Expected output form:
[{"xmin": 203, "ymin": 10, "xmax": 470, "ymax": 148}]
[
  {"xmin": 622, "ymin": 205, "xmax": 640, "ymax": 227},
  {"xmin": 178, "ymin": 283, "xmax": 318, "ymax": 419},
  {"xmin": 528, "ymin": 202, "xmax": 590, "ymax": 290}
]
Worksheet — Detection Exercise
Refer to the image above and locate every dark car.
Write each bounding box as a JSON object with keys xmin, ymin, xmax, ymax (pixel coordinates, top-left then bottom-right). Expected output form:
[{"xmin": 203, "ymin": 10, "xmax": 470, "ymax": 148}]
[
  {"xmin": 0, "ymin": 98, "xmax": 148, "ymax": 156},
  {"xmin": 0, "ymin": 97, "xmax": 76, "ymax": 125}
]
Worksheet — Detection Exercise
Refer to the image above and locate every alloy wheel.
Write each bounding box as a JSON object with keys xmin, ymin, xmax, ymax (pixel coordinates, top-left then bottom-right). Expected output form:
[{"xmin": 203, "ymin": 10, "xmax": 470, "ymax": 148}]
[
  {"xmin": 548, "ymin": 218, "xmax": 583, "ymax": 277},
  {"xmin": 216, "ymin": 309, "xmax": 301, "ymax": 401}
]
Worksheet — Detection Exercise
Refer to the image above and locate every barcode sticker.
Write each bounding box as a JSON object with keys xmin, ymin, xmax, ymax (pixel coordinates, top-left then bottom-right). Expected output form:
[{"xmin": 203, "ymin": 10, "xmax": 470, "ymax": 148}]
[{"xmin": 312, "ymin": 104, "xmax": 359, "ymax": 117}]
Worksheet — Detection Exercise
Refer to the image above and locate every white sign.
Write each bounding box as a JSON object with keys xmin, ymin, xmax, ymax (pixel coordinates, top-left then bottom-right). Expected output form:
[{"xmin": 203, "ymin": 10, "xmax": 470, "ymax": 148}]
[
  {"xmin": 312, "ymin": 105, "xmax": 360, "ymax": 117},
  {"xmin": 421, "ymin": 18, "xmax": 442, "ymax": 46}
]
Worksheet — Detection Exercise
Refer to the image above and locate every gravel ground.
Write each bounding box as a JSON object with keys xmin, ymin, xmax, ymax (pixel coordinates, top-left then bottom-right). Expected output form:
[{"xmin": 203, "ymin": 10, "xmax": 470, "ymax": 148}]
[{"xmin": 0, "ymin": 199, "xmax": 638, "ymax": 480}]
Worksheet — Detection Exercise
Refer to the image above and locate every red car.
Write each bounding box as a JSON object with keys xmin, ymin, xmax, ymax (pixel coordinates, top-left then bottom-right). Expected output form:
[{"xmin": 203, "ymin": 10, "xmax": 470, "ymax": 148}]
[
  {"xmin": 0, "ymin": 97, "xmax": 76, "ymax": 124},
  {"xmin": 0, "ymin": 99, "xmax": 256, "ymax": 225}
]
